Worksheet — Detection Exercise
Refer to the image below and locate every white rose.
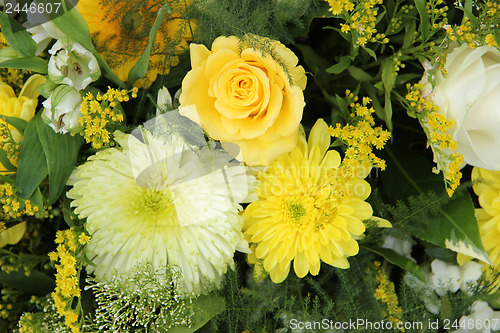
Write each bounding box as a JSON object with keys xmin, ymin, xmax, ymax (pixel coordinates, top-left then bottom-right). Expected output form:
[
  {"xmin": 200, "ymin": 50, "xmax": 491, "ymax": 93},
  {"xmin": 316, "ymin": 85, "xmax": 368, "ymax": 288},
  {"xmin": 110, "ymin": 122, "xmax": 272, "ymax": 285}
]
[
  {"xmin": 420, "ymin": 44, "xmax": 500, "ymax": 170},
  {"xmin": 42, "ymin": 85, "xmax": 83, "ymax": 134},
  {"xmin": 48, "ymin": 38, "xmax": 100, "ymax": 91}
]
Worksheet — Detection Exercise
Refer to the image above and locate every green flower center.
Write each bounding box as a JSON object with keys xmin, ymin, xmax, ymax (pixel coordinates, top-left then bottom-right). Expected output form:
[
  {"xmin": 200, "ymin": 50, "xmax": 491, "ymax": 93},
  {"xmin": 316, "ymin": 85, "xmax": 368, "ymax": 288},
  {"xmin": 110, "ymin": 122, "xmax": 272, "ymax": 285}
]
[
  {"xmin": 286, "ymin": 201, "xmax": 307, "ymax": 223},
  {"xmin": 134, "ymin": 186, "xmax": 177, "ymax": 226}
]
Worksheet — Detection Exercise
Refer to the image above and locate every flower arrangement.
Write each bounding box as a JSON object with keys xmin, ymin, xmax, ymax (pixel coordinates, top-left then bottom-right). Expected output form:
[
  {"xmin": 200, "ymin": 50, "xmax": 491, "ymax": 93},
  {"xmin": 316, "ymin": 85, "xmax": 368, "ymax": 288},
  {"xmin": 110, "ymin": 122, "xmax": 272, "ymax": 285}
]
[{"xmin": 0, "ymin": 0, "xmax": 500, "ymax": 332}]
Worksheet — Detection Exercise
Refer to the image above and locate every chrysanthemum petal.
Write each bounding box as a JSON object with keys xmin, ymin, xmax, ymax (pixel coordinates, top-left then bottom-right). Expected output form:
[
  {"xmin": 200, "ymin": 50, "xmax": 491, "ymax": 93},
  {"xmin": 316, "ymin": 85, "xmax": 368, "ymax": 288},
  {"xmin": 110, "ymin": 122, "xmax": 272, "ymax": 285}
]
[{"xmin": 293, "ymin": 251, "xmax": 310, "ymax": 278}]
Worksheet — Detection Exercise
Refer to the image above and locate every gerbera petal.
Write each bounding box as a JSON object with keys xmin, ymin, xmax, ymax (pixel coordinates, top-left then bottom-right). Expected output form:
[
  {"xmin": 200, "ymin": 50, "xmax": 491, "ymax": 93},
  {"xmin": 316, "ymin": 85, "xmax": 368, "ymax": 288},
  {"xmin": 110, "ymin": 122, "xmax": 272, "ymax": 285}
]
[{"xmin": 293, "ymin": 251, "xmax": 310, "ymax": 278}]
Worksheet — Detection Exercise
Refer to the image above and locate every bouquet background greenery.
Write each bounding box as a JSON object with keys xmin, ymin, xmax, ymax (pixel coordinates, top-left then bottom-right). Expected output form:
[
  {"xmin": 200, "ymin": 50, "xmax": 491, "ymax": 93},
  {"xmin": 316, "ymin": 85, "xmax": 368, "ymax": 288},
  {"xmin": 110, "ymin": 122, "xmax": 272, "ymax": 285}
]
[{"xmin": 0, "ymin": 0, "xmax": 500, "ymax": 332}]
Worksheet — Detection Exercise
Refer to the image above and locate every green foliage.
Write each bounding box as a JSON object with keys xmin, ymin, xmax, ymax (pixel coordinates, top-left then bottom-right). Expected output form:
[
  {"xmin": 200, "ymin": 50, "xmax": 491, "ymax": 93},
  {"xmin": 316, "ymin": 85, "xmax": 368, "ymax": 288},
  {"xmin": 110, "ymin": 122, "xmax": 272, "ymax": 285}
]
[
  {"xmin": 16, "ymin": 114, "xmax": 48, "ymax": 199},
  {"xmin": 126, "ymin": 2, "xmax": 172, "ymax": 86},
  {"xmin": 16, "ymin": 296, "xmax": 74, "ymax": 333},
  {"xmin": 191, "ymin": 0, "xmax": 319, "ymax": 46},
  {"xmin": 377, "ymin": 186, "xmax": 488, "ymax": 263},
  {"xmin": 35, "ymin": 114, "xmax": 83, "ymax": 205},
  {"xmin": 16, "ymin": 113, "xmax": 83, "ymax": 205},
  {"xmin": 84, "ymin": 262, "xmax": 196, "ymax": 332},
  {"xmin": 0, "ymin": 57, "xmax": 48, "ymax": 74},
  {"xmin": 0, "ymin": 12, "xmax": 37, "ymax": 57}
]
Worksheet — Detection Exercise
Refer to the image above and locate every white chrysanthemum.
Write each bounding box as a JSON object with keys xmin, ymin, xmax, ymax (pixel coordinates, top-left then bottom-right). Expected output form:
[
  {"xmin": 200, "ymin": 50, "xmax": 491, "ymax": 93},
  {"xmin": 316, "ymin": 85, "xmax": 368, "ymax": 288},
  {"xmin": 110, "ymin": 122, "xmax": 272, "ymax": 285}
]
[{"xmin": 67, "ymin": 128, "xmax": 256, "ymax": 294}]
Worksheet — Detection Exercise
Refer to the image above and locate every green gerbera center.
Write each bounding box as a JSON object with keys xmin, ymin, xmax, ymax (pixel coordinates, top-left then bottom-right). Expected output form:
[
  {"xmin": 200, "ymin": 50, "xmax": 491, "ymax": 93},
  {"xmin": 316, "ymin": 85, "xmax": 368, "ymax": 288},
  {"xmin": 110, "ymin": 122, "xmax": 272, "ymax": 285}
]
[
  {"xmin": 134, "ymin": 186, "xmax": 177, "ymax": 226},
  {"xmin": 286, "ymin": 201, "xmax": 307, "ymax": 224}
]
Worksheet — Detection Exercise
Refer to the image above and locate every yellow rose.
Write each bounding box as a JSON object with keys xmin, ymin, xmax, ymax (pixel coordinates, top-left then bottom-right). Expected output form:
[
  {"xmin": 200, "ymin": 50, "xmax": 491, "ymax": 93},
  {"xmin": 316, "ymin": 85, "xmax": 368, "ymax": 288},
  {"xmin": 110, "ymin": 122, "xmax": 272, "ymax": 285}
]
[
  {"xmin": 179, "ymin": 35, "xmax": 306, "ymax": 165},
  {"xmin": 0, "ymin": 74, "xmax": 46, "ymax": 171}
]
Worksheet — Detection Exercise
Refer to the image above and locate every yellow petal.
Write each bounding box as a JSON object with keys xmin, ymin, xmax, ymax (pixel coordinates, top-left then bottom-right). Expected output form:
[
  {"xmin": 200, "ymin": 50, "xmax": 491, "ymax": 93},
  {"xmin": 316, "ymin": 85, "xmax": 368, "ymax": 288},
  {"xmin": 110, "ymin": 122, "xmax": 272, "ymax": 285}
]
[
  {"xmin": 329, "ymin": 256, "xmax": 350, "ymax": 269},
  {"xmin": 370, "ymin": 216, "xmax": 392, "ymax": 228},
  {"xmin": 0, "ymin": 222, "xmax": 27, "ymax": 248},
  {"xmin": 293, "ymin": 251, "xmax": 309, "ymax": 278},
  {"xmin": 307, "ymin": 119, "xmax": 330, "ymax": 159},
  {"xmin": 310, "ymin": 262, "xmax": 320, "ymax": 276},
  {"xmin": 344, "ymin": 215, "xmax": 366, "ymax": 235},
  {"xmin": 19, "ymin": 74, "xmax": 46, "ymax": 100},
  {"xmin": 270, "ymin": 261, "xmax": 290, "ymax": 283},
  {"xmin": 190, "ymin": 43, "xmax": 211, "ymax": 68},
  {"xmin": 322, "ymin": 150, "xmax": 341, "ymax": 169}
]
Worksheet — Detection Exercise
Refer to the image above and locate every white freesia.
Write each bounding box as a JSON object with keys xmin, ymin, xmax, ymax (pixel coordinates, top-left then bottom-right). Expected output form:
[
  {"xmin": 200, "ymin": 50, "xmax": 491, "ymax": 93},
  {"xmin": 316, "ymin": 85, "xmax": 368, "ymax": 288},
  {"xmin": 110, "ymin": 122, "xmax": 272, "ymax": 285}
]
[
  {"xmin": 48, "ymin": 38, "xmax": 100, "ymax": 91},
  {"xmin": 431, "ymin": 259, "xmax": 461, "ymax": 296},
  {"xmin": 420, "ymin": 44, "xmax": 500, "ymax": 170},
  {"xmin": 453, "ymin": 301, "xmax": 500, "ymax": 333},
  {"xmin": 382, "ymin": 235, "xmax": 415, "ymax": 261},
  {"xmin": 430, "ymin": 259, "xmax": 483, "ymax": 296},
  {"xmin": 156, "ymin": 86, "xmax": 174, "ymax": 115},
  {"xmin": 403, "ymin": 272, "xmax": 441, "ymax": 314},
  {"xmin": 42, "ymin": 85, "xmax": 83, "ymax": 134},
  {"xmin": 26, "ymin": 21, "xmax": 65, "ymax": 56},
  {"xmin": 460, "ymin": 261, "xmax": 483, "ymax": 295}
]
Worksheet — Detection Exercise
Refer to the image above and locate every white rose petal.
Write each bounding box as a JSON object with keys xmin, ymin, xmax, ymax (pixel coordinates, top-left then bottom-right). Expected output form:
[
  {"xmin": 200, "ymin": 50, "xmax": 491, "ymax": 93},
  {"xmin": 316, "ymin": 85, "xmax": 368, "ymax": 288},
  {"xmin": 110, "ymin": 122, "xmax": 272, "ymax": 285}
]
[{"xmin": 420, "ymin": 44, "xmax": 500, "ymax": 170}]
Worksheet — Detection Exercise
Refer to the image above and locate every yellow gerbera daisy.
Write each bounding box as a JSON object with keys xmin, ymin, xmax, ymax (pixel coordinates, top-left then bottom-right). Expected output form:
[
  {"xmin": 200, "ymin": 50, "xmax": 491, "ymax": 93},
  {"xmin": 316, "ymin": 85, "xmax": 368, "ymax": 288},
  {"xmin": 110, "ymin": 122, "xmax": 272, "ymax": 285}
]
[
  {"xmin": 78, "ymin": 0, "xmax": 193, "ymax": 87},
  {"xmin": 472, "ymin": 167, "xmax": 500, "ymax": 269},
  {"xmin": 243, "ymin": 119, "xmax": 377, "ymax": 283},
  {"xmin": 67, "ymin": 123, "xmax": 256, "ymax": 294}
]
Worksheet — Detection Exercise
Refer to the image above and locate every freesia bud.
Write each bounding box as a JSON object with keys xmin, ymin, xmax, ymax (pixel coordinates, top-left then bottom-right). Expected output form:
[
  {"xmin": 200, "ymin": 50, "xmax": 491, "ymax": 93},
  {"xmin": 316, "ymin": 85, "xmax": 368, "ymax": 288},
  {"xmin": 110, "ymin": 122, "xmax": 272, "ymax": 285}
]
[
  {"xmin": 42, "ymin": 85, "xmax": 83, "ymax": 134},
  {"xmin": 48, "ymin": 38, "xmax": 100, "ymax": 91}
]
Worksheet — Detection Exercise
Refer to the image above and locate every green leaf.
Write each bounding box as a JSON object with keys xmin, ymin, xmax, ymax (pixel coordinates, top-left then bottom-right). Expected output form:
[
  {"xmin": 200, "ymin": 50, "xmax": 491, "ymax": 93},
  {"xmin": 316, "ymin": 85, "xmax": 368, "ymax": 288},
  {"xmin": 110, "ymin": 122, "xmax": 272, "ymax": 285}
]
[
  {"xmin": 35, "ymin": 115, "xmax": 83, "ymax": 205},
  {"xmin": 461, "ymin": 7, "xmax": 479, "ymax": 29},
  {"xmin": 162, "ymin": 294, "xmax": 225, "ymax": 333},
  {"xmin": 425, "ymin": 247, "xmax": 458, "ymax": 264},
  {"xmin": 414, "ymin": 0, "xmax": 430, "ymax": 43},
  {"xmin": 494, "ymin": 31, "xmax": 500, "ymax": 50},
  {"xmin": 16, "ymin": 116, "xmax": 48, "ymax": 199},
  {"xmin": 381, "ymin": 59, "xmax": 396, "ymax": 92},
  {"xmin": 1, "ymin": 115, "xmax": 27, "ymax": 134},
  {"xmin": 362, "ymin": 245, "xmax": 425, "ymax": 281},
  {"xmin": 0, "ymin": 269, "xmax": 54, "ymax": 295},
  {"xmin": 0, "ymin": 12, "xmax": 37, "ymax": 57},
  {"xmin": 326, "ymin": 55, "xmax": 351, "ymax": 74},
  {"xmin": 403, "ymin": 19, "xmax": 417, "ymax": 50},
  {"xmin": 50, "ymin": 7, "xmax": 125, "ymax": 88},
  {"xmin": 364, "ymin": 83, "xmax": 384, "ymax": 122},
  {"xmin": 28, "ymin": 187, "xmax": 44, "ymax": 218},
  {"xmin": 127, "ymin": 3, "xmax": 171, "ymax": 86},
  {"xmin": 380, "ymin": 120, "xmax": 488, "ymax": 263},
  {"xmin": 0, "ymin": 57, "xmax": 48, "ymax": 73},
  {"xmin": 383, "ymin": 92, "xmax": 393, "ymax": 131},
  {"xmin": 0, "ymin": 149, "xmax": 16, "ymax": 172},
  {"xmin": 461, "ymin": 0, "xmax": 479, "ymax": 28},
  {"xmin": 347, "ymin": 66, "xmax": 373, "ymax": 82},
  {"xmin": 362, "ymin": 47, "xmax": 377, "ymax": 61},
  {"xmin": 412, "ymin": 191, "xmax": 489, "ymax": 263}
]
